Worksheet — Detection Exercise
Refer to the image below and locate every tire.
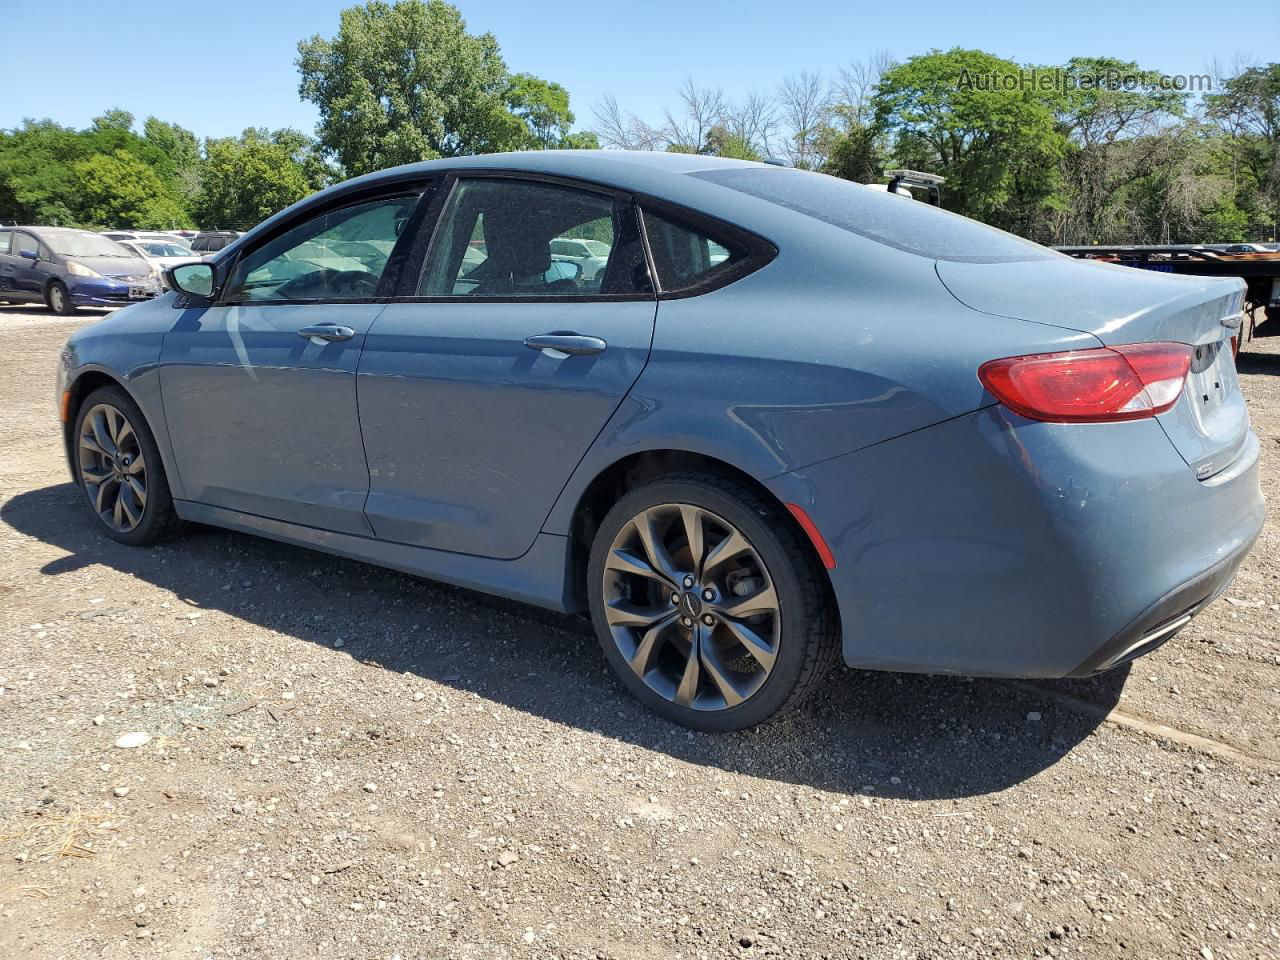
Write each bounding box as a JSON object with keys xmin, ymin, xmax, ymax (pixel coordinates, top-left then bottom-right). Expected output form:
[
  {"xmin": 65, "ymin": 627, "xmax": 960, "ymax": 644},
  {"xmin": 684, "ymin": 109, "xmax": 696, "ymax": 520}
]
[
  {"xmin": 47, "ymin": 281, "xmax": 77, "ymax": 316},
  {"xmin": 72, "ymin": 385, "xmax": 181, "ymax": 545},
  {"xmin": 587, "ymin": 471, "xmax": 839, "ymax": 731}
]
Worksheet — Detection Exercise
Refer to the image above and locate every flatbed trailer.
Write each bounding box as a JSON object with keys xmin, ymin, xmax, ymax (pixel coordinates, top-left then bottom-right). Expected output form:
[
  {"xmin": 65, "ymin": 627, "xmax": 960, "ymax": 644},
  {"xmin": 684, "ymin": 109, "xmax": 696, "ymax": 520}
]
[{"xmin": 1056, "ymin": 245, "xmax": 1280, "ymax": 346}]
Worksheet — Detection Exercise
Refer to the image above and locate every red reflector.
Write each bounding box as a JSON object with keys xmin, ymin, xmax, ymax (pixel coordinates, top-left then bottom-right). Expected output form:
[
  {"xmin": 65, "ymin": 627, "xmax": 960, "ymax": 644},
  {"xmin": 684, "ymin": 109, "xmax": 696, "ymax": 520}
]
[
  {"xmin": 978, "ymin": 342, "xmax": 1192, "ymax": 423},
  {"xmin": 785, "ymin": 503, "xmax": 837, "ymax": 571}
]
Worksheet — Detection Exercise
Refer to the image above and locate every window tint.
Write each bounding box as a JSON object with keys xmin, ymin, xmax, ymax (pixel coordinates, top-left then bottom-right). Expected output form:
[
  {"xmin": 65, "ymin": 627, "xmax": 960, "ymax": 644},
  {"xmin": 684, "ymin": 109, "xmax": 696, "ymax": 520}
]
[
  {"xmin": 419, "ymin": 178, "xmax": 646, "ymax": 297},
  {"xmin": 0, "ymin": 231, "xmax": 10, "ymax": 255},
  {"xmin": 225, "ymin": 196, "xmax": 418, "ymax": 301},
  {"xmin": 641, "ymin": 209, "xmax": 746, "ymax": 292},
  {"xmin": 691, "ymin": 167, "xmax": 1056, "ymax": 263}
]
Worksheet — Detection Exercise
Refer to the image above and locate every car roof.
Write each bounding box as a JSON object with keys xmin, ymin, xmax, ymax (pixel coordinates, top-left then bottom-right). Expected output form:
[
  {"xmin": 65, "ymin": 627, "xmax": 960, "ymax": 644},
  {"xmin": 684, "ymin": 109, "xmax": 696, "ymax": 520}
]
[
  {"xmin": 230, "ymin": 151, "xmax": 783, "ymax": 261},
  {"xmin": 11, "ymin": 226, "xmax": 103, "ymax": 236}
]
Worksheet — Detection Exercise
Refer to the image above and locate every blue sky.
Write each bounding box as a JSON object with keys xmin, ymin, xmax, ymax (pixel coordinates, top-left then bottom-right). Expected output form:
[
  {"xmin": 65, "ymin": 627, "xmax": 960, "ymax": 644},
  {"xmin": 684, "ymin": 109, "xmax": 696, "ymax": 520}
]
[{"xmin": 6, "ymin": 0, "xmax": 1276, "ymax": 140}]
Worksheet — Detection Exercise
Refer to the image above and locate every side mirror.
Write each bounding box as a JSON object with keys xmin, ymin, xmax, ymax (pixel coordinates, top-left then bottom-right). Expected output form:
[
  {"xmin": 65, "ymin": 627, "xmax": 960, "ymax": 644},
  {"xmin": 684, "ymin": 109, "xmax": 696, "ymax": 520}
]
[
  {"xmin": 167, "ymin": 262, "xmax": 215, "ymax": 298},
  {"xmin": 18, "ymin": 248, "xmax": 38, "ymax": 261}
]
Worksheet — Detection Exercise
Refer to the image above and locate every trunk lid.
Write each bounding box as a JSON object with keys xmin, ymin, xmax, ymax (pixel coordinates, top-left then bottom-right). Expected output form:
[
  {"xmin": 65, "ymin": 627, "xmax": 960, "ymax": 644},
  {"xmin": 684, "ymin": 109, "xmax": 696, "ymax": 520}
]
[{"xmin": 937, "ymin": 256, "xmax": 1249, "ymax": 479}]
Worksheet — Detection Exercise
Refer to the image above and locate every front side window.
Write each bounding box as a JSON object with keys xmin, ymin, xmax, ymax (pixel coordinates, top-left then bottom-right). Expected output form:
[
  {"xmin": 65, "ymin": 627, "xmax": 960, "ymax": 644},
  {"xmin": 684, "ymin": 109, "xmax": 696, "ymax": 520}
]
[
  {"xmin": 0, "ymin": 231, "xmax": 11, "ymax": 255},
  {"xmin": 641, "ymin": 209, "xmax": 747, "ymax": 293},
  {"xmin": 225, "ymin": 196, "xmax": 419, "ymax": 301},
  {"xmin": 418, "ymin": 178, "xmax": 646, "ymax": 297}
]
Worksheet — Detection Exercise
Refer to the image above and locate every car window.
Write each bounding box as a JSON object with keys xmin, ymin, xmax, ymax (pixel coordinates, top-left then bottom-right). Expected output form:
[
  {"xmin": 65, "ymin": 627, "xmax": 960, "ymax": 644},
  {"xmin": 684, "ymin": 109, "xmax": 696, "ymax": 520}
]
[
  {"xmin": 418, "ymin": 178, "xmax": 645, "ymax": 298},
  {"xmin": 225, "ymin": 195, "xmax": 419, "ymax": 302},
  {"xmin": 0, "ymin": 231, "xmax": 10, "ymax": 255},
  {"xmin": 691, "ymin": 167, "xmax": 1057, "ymax": 264},
  {"xmin": 641, "ymin": 209, "xmax": 747, "ymax": 292},
  {"xmin": 13, "ymin": 233, "xmax": 39, "ymax": 257}
]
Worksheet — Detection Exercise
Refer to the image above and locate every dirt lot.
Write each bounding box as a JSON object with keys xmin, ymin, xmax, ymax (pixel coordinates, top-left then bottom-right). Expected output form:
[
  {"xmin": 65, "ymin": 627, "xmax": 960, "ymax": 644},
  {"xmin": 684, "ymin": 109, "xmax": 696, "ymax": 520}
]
[{"xmin": 0, "ymin": 304, "xmax": 1277, "ymax": 960}]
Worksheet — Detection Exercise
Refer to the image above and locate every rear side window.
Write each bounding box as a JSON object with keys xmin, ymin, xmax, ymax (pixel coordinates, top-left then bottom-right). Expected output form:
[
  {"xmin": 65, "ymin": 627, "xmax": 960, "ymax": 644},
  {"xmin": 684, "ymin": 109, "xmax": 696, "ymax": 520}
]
[
  {"xmin": 0, "ymin": 231, "xmax": 10, "ymax": 255},
  {"xmin": 691, "ymin": 167, "xmax": 1057, "ymax": 264},
  {"xmin": 418, "ymin": 178, "xmax": 649, "ymax": 298},
  {"xmin": 641, "ymin": 209, "xmax": 748, "ymax": 293}
]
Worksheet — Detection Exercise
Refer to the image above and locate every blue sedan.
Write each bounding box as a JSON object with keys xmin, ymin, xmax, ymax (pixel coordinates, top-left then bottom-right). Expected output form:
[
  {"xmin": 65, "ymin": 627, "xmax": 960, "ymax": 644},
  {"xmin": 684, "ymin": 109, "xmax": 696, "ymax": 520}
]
[{"xmin": 54, "ymin": 151, "xmax": 1264, "ymax": 730}]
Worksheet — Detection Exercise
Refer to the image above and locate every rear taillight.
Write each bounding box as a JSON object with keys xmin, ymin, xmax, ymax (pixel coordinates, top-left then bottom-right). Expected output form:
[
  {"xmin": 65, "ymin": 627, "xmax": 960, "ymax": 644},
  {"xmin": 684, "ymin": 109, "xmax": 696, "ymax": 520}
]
[{"xmin": 978, "ymin": 342, "xmax": 1193, "ymax": 423}]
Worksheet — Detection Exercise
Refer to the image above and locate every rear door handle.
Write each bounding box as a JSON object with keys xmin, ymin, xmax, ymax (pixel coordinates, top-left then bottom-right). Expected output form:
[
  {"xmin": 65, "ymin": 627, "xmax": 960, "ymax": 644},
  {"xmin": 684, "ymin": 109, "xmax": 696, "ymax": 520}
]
[
  {"xmin": 298, "ymin": 324, "xmax": 356, "ymax": 343},
  {"xmin": 523, "ymin": 333, "xmax": 607, "ymax": 356}
]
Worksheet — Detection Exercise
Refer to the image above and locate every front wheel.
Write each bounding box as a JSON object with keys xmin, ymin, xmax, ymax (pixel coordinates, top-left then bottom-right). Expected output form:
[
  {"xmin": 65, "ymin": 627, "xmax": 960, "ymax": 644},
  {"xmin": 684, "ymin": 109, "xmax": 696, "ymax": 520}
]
[
  {"xmin": 72, "ymin": 385, "xmax": 181, "ymax": 545},
  {"xmin": 47, "ymin": 281, "xmax": 77, "ymax": 316},
  {"xmin": 587, "ymin": 473, "xmax": 839, "ymax": 731}
]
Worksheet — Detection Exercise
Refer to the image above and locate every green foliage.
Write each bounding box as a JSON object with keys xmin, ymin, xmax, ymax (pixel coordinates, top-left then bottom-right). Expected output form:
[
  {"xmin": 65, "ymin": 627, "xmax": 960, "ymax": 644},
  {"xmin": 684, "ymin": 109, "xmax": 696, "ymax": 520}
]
[
  {"xmin": 873, "ymin": 49, "xmax": 1065, "ymax": 232},
  {"xmin": 703, "ymin": 126, "xmax": 761, "ymax": 161},
  {"xmin": 822, "ymin": 121, "xmax": 882, "ymax": 184},
  {"xmin": 297, "ymin": 1, "xmax": 587, "ymax": 175},
  {"xmin": 73, "ymin": 149, "xmax": 189, "ymax": 228},
  {"xmin": 506, "ymin": 73, "xmax": 575, "ymax": 149},
  {"xmin": 194, "ymin": 129, "xmax": 330, "ymax": 229},
  {"xmin": 560, "ymin": 131, "xmax": 600, "ymax": 150},
  {"xmin": 0, "ymin": 115, "xmax": 194, "ymax": 227}
]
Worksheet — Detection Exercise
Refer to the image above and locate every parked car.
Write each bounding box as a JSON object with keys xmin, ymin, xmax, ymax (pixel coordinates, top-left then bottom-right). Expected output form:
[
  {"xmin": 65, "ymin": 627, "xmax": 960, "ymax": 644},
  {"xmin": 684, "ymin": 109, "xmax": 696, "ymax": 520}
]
[
  {"xmin": 190, "ymin": 230, "xmax": 241, "ymax": 256},
  {"xmin": 115, "ymin": 239, "xmax": 201, "ymax": 288},
  {"xmin": 549, "ymin": 236, "xmax": 610, "ymax": 280},
  {"xmin": 0, "ymin": 227, "xmax": 160, "ymax": 314},
  {"xmin": 54, "ymin": 152, "xmax": 1264, "ymax": 730},
  {"xmin": 102, "ymin": 230, "xmax": 191, "ymax": 250},
  {"xmin": 1219, "ymin": 243, "xmax": 1271, "ymax": 254}
]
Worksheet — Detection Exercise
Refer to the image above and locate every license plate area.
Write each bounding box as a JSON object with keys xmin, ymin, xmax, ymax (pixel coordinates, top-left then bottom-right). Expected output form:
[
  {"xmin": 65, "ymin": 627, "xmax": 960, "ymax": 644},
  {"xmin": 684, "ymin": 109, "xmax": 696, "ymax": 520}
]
[
  {"xmin": 128, "ymin": 285, "xmax": 154, "ymax": 300},
  {"xmin": 1188, "ymin": 339, "xmax": 1233, "ymax": 416}
]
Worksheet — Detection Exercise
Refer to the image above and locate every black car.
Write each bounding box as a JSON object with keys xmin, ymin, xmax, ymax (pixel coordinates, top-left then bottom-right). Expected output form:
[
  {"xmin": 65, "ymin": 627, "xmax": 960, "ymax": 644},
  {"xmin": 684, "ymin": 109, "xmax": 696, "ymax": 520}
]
[{"xmin": 190, "ymin": 230, "xmax": 241, "ymax": 256}]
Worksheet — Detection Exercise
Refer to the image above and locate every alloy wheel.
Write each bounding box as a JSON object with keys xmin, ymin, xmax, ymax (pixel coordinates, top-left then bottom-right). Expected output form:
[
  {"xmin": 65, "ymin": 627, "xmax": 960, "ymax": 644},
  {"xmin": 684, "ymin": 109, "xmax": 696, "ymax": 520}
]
[
  {"xmin": 50, "ymin": 285, "xmax": 66, "ymax": 312},
  {"xmin": 602, "ymin": 503, "xmax": 781, "ymax": 711},
  {"xmin": 78, "ymin": 402, "xmax": 148, "ymax": 533}
]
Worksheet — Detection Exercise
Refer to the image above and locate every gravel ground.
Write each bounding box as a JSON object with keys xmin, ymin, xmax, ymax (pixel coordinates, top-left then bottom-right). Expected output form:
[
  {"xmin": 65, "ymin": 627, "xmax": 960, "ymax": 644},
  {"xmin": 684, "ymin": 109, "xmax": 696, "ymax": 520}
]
[{"xmin": 0, "ymin": 303, "xmax": 1277, "ymax": 960}]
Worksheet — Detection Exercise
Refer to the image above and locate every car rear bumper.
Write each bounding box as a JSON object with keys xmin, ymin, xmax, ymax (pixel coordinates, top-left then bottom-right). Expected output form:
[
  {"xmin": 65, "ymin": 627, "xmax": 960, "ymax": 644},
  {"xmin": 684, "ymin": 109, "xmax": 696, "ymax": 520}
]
[{"xmin": 767, "ymin": 406, "xmax": 1265, "ymax": 679}]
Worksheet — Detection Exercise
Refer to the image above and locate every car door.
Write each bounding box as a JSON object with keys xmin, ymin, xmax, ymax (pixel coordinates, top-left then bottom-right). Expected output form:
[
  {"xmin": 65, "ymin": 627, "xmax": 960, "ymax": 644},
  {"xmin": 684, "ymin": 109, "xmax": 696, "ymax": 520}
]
[
  {"xmin": 158, "ymin": 187, "xmax": 426, "ymax": 536},
  {"xmin": 0, "ymin": 231, "xmax": 21, "ymax": 299},
  {"xmin": 357, "ymin": 174, "xmax": 657, "ymax": 559},
  {"xmin": 9, "ymin": 231, "xmax": 48, "ymax": 300}
]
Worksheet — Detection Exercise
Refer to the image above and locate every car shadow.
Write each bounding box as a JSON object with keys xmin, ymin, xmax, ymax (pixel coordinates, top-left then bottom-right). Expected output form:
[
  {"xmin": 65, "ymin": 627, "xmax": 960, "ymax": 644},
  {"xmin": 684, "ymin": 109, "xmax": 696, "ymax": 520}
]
[
  {"xmin": 1237, "ymin": 347, "xmax": 1280, "ymax": 376},
  {"xmin": 3, "ymin": 482, "xmax": 1126, "ymax": 801}
]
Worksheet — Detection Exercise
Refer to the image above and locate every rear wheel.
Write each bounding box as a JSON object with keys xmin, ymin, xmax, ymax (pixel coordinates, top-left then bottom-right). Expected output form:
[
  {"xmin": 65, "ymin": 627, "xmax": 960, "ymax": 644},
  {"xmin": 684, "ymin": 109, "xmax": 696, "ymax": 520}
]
[
  {"xmin": 587, "ymin": 472, "xmax": 839, "ymax": 731},
  {"xmin": 47, "ymin": 281, "xmax": 77, "ymax": 316},
  {"xmin": 72, "ymin": 385, "xmax": 180, "ymax": 545}
]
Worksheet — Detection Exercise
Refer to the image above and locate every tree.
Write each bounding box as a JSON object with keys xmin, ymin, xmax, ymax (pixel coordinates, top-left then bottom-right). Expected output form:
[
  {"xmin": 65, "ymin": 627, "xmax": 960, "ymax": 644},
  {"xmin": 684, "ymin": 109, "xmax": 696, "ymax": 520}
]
[
  {"xmin": 560, "ymin": 131, "xmax": 600, "ymax": 150},
  {"xmin": 194, "ymin": 129, "xmax": 328, "ymax": 229},
  {"xmin": 819, "ymin": 53, "xmax": 893, "ymax": 181},
  {"xmin": 505, "ymin": 73, "xmax": 574, "ymax": 149},
  {"xmin": 778, "ymin": 71, "xmax": 828, "ymax": 169},
  {"xmin": 1205, "ymin": 63, "xmax": 1280, "ymax": 234},
  {"xmin": 873, "ymin": 49, "xmax": 1066, "ymax": 232},
  {"xmin": 298, "ymin": 0, "xmax": 574, "ymax": 174},
  {"xmin": 73, "ymin": 149, "xmax": 189, "ymax": 228}
]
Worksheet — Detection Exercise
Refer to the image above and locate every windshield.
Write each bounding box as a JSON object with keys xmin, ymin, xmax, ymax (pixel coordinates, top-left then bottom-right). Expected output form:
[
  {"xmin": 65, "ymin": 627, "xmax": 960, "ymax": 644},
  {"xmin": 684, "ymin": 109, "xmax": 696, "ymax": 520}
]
[
  {"xmin": 45, "ymin": 233, "xmax": 134, "ymax": 258},
  {"xmin": 138, "ymin": 241, "xmax": 193, "ymax": 257},
  {"xmin": 691, "ymin": 167, "xmax": 1058, "ymax": 264}
]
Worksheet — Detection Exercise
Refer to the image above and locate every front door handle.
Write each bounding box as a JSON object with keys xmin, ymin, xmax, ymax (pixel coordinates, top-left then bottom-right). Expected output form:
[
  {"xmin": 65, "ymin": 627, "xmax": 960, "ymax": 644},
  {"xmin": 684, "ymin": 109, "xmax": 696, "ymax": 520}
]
[
  {"xmin": 523, "ymin": 333, "xmax": 607, "ymax": 356},
  {"xmin": 298, "ymin": 324, "xmax": 356, "ymax": 343}
]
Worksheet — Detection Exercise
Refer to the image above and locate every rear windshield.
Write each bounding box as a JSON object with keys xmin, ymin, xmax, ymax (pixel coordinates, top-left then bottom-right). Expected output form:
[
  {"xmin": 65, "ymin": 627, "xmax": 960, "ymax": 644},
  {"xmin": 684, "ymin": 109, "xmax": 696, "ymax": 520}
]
[{"xmin": 690, "ymin": 167, "xmax": 1057, "ymax": 263}]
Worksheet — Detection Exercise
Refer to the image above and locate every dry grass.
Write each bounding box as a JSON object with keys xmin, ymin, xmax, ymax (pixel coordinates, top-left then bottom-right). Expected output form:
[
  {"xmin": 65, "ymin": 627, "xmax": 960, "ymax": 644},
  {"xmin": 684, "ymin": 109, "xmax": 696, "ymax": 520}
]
[{"xmin": 0, "ymin": 808, "xmax": 116, "ymax": 861}]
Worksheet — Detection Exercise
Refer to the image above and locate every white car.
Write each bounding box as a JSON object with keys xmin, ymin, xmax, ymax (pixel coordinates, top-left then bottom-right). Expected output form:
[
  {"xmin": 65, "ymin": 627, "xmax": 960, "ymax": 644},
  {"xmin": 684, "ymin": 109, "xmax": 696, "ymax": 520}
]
[
  {"xmin": 550, "ymin": 237, "xmax": 611, "ymax": 280},
  {"xmin": 116, "ymin": 238, "xmax": 202, "ymax": 286}
]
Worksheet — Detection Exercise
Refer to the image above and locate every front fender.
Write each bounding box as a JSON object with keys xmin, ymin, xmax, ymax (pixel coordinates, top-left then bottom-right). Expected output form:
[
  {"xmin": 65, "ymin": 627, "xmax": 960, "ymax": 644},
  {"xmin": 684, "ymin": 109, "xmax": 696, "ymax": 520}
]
[{"xmin": 61, "ymin": 298, "xmax": 186, "ymax": 500}]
